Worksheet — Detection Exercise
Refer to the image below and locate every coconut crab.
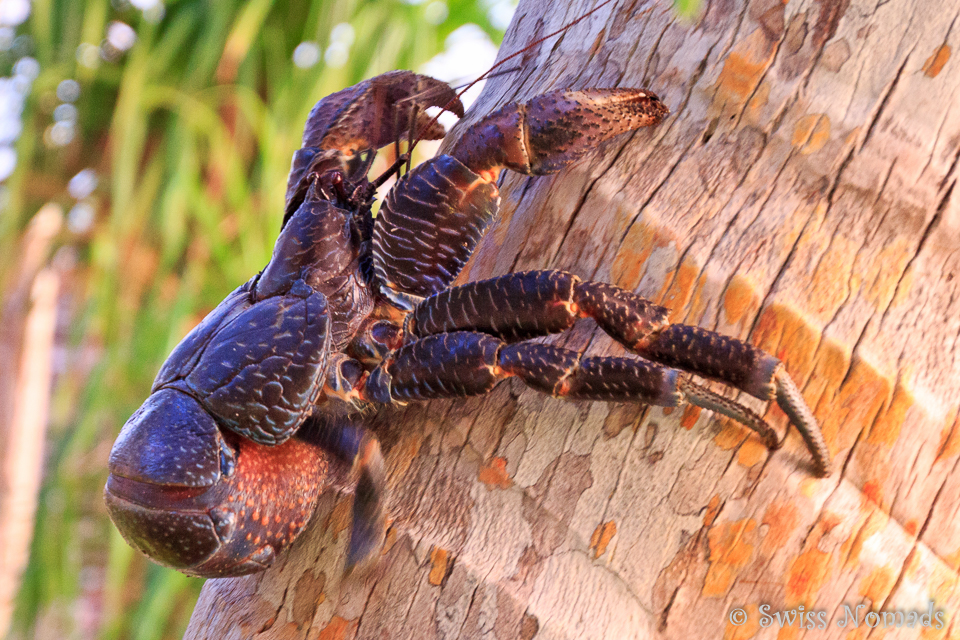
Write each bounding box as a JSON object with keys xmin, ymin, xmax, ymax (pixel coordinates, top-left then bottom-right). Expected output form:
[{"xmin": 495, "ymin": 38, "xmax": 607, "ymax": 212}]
[{"xmin": 103, "ymin": 70, "xmax": 830, "ymax": 578}]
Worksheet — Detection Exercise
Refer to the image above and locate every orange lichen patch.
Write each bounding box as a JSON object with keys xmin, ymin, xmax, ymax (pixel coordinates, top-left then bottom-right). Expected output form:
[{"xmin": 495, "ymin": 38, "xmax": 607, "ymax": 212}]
[
  {"xmin": 743, "ymin": 81, "xmax": 771, "ymax": 124},
  {"xmin": 817, "ymin": 357, "xmax": 891, "ymax": 457},
  {"xmin": 923, "ymin": 44, "xmax": 951, "ymax": 77},
  {"xmin": 862, "ymin": 239, "xmax": 914, "ymax": 310},
  {"xmin": 681, "ymin": 404, "xmax": 702, "ymax": 430},
  {"xmin": 903, "ymin": 519, "xmax": 920, "ymax": 537},
  {"xmin": 658, "ymin": 259, "xmax": 701, "ymax": 322},
  {"xmin": 842, "ymin": 628, "xmax": 868, "ymax": 640},
  {"xmin": 713, "ymin": 29, "xmax": 777, "ymax": 114},
  {"xmin": 859, "ymin": 566, "xmax": 896, "ymax": 604},
  {"xmin": 722, "ymin": 604, "xmax": 761, "ymax": 640},
  {"xmin": 807, "ymin": 340, "xmax": 849, "ymax": 398},
  {"xmin": 390, "ymin": 432, "xmax": 424, "ymax": 483},
  {"xmin": 686, "ymin": 270, "xmax": 710, "ymax": 322},
  {"xmin": 318, "ymin": 616, "xmax": 358, "ymax": 640},
  {"xmin": 844, "ymin": 126, "xmax": 862, "ymax": 147},
  {"xmin": 925, "ymin": 559, "xmax": 958, "ymax": 616},
  {"xmin": 943, "ymin": 546, "xmax": 960, "ymax": 571},
  {"xmin": 799, "ymin": 477, "xmax": 819, "ymax": 498},
  {"xmin": 714, "ymin": 419, "xmax": 749, "ymax": 451},
  {"xmin": 703, "ymin": 519, "xmax": 757, "ymax": 597},
  {"xmin": 935, "ymin": 410, "xmax": 960, "ymax": 463},
  {"xmin": 737, "ymin": 437, "xmax": 768, "ymax": 469},
  {"xmin": 783, "ymin": 514, "xmax": 841, "ymax": 605},
  {"xmin": 808, "ymin": 234, "xmax": 858, "ymax": 316},
  {"xmin": 866, "ymin": 380, "xmax": 913, "ymax": 447},
  {"xmin": 862, "ymin": 480, "xmax": 884, "ymax": 508},
  {"xmin": 704, "ymin": 494, "xmax": 722, "ymax": 527},
  {"xmin": 784, "ymin": 547, "xmax": 831, "ymax": 606},
  {"xmin": 751, "ymin": 304, "xmax": 820, "ymax": 382},
  {"xmin": 428, "ymin": 547, "xmax": 450, "ymax": 586},
  {"xmin": 324, "ymin": 498, "xmax": 352, "ymax": 542},
  {"xmin": 723, "ymin": 274, "xmax": 760, "ymax": 327},
  {"xmin": 589, "ymin": 520, "xmax": 618, "ymax": 558},
  {"xmin": 792, "ymin": 114, "xmax": 831, "ymax": 154},
  {"xmin": 478, "ymin": 456, "xmax": 513, "ymax": 489},
  {"xmin": 382, "ymin": 522, "xmax": 398, "ymax": 556},
  {"xmin": 903, "ymin": 548, "xmax": 923, "ymax": 581},
  {"xmin": 840, "ymin": 509, "xmax": 887, "ymax": 569},
  {"xmin": 890, "ymin": 264, "xmax": 914, "ymax": 307},
  {"xmin": 777, "ymin": 626, "xmax": 801, "ymax": 640},
  {"xmin": 612, "ymin": 221, "xmax": 677, "ymax": 291},
  {"xmin": 760, "ymin": 501, "xmax": 800, "ymax": 556}
]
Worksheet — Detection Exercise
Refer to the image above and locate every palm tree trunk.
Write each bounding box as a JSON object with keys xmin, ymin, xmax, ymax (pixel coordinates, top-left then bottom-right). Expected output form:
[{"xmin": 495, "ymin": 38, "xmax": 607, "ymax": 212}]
[{"xmin": 186, "ymin": 0, "xmax": 960, "ymax": 637}]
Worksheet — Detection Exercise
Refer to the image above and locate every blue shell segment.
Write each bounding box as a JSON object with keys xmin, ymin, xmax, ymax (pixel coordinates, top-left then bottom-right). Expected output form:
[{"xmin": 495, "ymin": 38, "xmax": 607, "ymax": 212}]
[{"xmin": 185, "ymin": 289, "xmax": 331, "ymax": 445}]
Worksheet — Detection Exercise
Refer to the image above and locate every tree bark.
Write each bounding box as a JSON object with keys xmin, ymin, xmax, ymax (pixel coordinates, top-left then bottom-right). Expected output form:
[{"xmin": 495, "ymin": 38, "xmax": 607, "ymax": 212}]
[{"xmin": 186, "ymin": 0, "xmax": 960, "ymax": 637}]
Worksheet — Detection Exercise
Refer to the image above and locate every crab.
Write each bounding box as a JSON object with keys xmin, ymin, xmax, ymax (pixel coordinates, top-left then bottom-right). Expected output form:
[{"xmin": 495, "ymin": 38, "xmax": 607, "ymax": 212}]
[{"xmin": 103, "ymin": 70, "xmax": 830, "ymax": 578}]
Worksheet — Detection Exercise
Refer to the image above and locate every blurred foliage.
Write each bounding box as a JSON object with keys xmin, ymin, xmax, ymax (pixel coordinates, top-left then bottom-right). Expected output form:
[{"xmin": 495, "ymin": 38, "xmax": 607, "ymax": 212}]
[{"xmin": 4, "ymin": 1, "xmax": 505, "ymax": 638}]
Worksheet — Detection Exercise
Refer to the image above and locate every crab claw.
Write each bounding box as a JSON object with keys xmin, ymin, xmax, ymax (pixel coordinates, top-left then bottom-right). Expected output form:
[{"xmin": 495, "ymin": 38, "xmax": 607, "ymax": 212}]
[
  {"xmin": 301, "ymin": 70, "xmax": 464, "ymax": 155},
  {"xmin": 104, "ymin": 389, "xmax": 329, "ymax": 577},
  {"xmin": 285, "ymin": 71, "xmax": 464, "ymax": 218},
  {"xmin": 449, "ymin": 87, "xmax": 669, "ymax": 179}
]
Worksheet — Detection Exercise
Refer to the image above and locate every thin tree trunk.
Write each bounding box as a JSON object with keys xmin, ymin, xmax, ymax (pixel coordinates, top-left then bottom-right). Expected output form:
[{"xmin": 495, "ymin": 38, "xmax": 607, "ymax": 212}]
[
  {"xmin": 0, "ymin": 205, "xmax": 62, "ymax": 638},
  {"xmin": 186, "ymin": 0, "xmax": 960, "ymax": 637}
]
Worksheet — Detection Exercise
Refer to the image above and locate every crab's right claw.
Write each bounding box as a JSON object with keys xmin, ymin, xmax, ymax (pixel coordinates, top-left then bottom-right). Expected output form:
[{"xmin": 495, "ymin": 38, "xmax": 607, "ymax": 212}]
[{"xmin": 449, "ymin": 88, "xmax": 670, "ymax": 179}]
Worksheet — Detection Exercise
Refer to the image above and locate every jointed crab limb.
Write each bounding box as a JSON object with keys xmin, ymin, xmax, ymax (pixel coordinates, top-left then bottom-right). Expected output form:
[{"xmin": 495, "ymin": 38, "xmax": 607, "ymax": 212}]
[
  {"xmin": 774, "ymin": 370, "xmax": 830, "ymax": 476},
  {"xmin": 372, "ymin": 88, "xmax": 669, "ymax": 303},
  {"xmin": 362, "ymin": 332, "xmax": 682, "ymax": 406},
  {"xmin": 404, "ymin": 270, "xmax": 829, "ymax": 474},
  {"xmin": 298, "ymin": 416, "xmax": 387, "ymax": 571},
  {"xmin": 448, "ymin": 88, "xmax": 669, "ymax": 178},
  {"xmin": 678, "ymin": 379, "xmax": 781, "ymax": 450},
  {"xmin": 359, "ymin": 333, "xmax": 782, "ymax": 456}
]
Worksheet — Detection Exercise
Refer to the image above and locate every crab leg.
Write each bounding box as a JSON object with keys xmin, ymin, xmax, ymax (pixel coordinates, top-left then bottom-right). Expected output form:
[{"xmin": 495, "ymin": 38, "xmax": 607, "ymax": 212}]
[
  {"xmin": 404, "ymin": 271, "xmax": 829, "ymax": 475},
  {"xmin": 360, "ymin": 332, "xmax": 778, "ymax": 450},
  {"xmin": 372, "ymin": 88, "xmax": 669, "ymax": 305},
  {"xmin": 363, "ymin": 332, "xmax": 677, "ymax": 405},
  {"xmin": 297, "ymin": 416, "xmax": 386, "ymax": 571}
]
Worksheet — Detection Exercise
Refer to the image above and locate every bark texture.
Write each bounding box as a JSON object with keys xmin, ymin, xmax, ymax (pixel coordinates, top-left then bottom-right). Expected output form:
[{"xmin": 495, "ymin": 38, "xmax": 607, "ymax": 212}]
[{"xmin": 186, "ymin": 0, "xmax": 960, "ymax": 637}]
